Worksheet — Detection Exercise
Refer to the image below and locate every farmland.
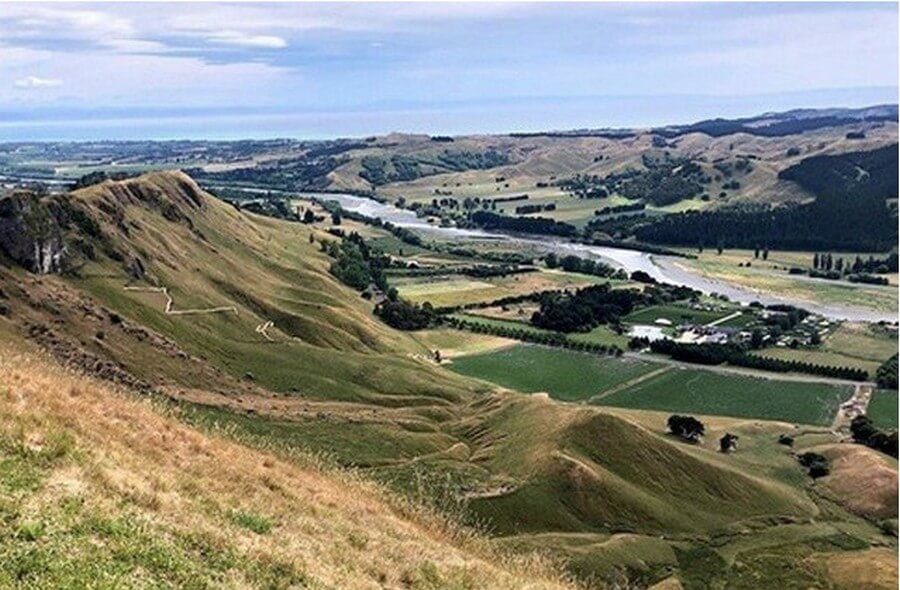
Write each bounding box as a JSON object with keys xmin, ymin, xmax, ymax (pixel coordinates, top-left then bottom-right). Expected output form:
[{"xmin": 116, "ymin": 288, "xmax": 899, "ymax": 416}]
[
  {"xmin": 597, "ymin": 367, "xmax": 851, "ymax": 426},
  {"xmin": 868, "ymin": 390, "xmax": 899, "ymax": 430},
  {"xmin": 394, "ymin": 269, "xmax": 609, "ymax": 308},
  {"xmin": 673, "ymin": 251, "xmax": 898, "ymax": 313},
  {"xmin": 623, "ymin": 303, "xmax": 735, "ymax": 326},
  {"xmin": 448, "ymin": 344, "xmax": 663, "ymax": 401}
]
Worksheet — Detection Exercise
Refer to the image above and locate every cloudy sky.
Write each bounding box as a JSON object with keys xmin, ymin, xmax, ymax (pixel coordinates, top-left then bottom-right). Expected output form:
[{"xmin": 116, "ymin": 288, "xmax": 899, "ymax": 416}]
[{"xmin": 1, "ymin": 2, "xmax": 897, "ymax": 140}]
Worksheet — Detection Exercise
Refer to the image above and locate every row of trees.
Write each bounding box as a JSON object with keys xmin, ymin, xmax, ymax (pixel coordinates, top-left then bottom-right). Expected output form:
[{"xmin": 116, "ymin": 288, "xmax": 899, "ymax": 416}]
[
  {"xmin": 468, "ymin": 211, "xmax": 578, "ymax": 237},
  {"xmin": 641, "ymin": 339, "xmax": 869, "ymax": 381},
  {"xmin": 443, "ymin": 316, "xmax": 623, "ymax": 357}
]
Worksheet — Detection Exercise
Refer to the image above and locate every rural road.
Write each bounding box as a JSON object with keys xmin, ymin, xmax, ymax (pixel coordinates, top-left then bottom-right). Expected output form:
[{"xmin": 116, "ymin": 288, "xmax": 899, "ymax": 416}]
[{"xmin": 830, "ymin": 383, "xmax": 875, "ymax": 433}]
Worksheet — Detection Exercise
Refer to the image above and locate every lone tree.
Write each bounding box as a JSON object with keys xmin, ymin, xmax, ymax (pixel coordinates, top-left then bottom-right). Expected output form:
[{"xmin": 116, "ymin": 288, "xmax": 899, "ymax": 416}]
[
  {"xmin": 667, "ymin": 415, "xmax": 705, "ymax": 443},
  {"xmin": 777, "ymin": 433, "xmax": 794, "ymax": 447},
  {"xmin": 719, "ymin": 433, "xmax": 739, "ymax": 453},
  {"xmin": 798, "ymin": 452, "xmax": 830, "ymax": 479},
  {"xmin": 303, "ymin": 209, "xmax": 316, "ymax": 224}
]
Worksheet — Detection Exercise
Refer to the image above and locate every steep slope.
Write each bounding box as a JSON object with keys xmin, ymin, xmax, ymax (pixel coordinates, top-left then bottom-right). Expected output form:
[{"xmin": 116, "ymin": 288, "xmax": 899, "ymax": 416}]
[
  {"xmin": 0, "ymin": 171, "xmax": 481, "ymax": 407},
  {"xmin": 0, "ymin": 343, "xmax": 571, "ymax": 589}
]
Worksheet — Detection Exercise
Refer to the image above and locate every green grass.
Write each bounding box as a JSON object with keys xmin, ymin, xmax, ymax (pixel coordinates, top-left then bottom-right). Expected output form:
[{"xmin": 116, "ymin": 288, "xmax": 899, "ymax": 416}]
[
  {"xmin": 229, "ymin": 510, "xmax": 274, "ymax": 534},
  {"xmin": 0, "ymin": 423, "xmax": 307, "ymax": 589},
  {"xmin": 867, "ymin": 390, "xmax": 898, "ymax": 430},
  {"xmin": 623, "ymin": 304, "xmax": 733, "ymax": 326},
  {"xmin": 568, "ymin": 325, "xmax": 630, "ymax": 349},
  {"xmin": 450, "ymin": 313, "xmax": 553, "ymax": 336},
  {"xmin": 448, "ymin": 344, "xmax": 662, "ymax": 402},
  {"xmin": 596, "ymin": 368, "xmax": 850, "ymax": 426}
]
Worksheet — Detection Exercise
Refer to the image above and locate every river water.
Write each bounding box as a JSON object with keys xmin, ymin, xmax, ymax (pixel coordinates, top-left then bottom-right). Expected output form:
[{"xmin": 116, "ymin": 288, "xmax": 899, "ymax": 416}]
[{"xmin": 300, "ymin": 191, "xmax": 896, "ymax": 323}]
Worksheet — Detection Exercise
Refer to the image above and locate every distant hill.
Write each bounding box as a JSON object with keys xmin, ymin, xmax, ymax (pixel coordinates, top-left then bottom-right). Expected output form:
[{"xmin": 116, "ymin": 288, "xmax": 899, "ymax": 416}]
[
  {"xmin": 635, "ymin": 144, "xmax": 899, "ymax": 251},
  {"xmin": 653, "ymin": 104, "xmax": 898, "ymax": 138}
]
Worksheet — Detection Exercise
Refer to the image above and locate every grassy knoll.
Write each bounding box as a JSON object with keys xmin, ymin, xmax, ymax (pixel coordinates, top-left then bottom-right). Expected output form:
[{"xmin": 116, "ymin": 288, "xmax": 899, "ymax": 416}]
[
  {"xmin": 596, "ymin": 367, "xmax": 851, "ymax": 426},
  {"xmin": 448, "ymin": 344, "xmax": 662, "ymax": 401},
  {"xmin": 868, "ymin": 390, "xmax": 899, "ymax": 430},
  {"xmin": 623, "ymin": 304, "xmax": 734, "ymax": 326}
]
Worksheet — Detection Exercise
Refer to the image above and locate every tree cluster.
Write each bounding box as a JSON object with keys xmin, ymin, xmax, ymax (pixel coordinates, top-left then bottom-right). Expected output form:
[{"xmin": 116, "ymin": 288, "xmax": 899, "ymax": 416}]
[
  {"xmin": 635, "ymin": 145, "xmax": 898, "ymax": 251},
  {"xmin": 324, "ymin": 232, "xmax": 389, "ymax": 292},
  {"xmin": 530, "ymin": 284, "xmax": 643, "ymax": 332},
  {"xmin": 798, "ymin": 452, "xmax": 830, "ymax": 478},
  {"xmin": 543, "ymin": 253, "xmax": 622, "ymax": 279},
  {"xmin": 375, "ymin": 299, "xmax": 435, "ymax": 330},
  {"xmin": 850, "ymin": 415, "xmax": 898, "ymax": 458},
  {"xmin": 876, "ymin": 354, "xmax": 898, "ymax": 390},
  {"xmin": 469, "ymin": 211, "xmax": 577, "ymax": 237},
  {"xmin": 667, "ymin": 415, "xmax": 705, "ymax": 443}
]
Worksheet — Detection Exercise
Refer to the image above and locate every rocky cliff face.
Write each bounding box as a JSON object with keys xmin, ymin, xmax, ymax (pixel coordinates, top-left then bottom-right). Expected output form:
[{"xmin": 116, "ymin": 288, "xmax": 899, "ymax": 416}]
[{"xmin": 0, "ymin": 191, "xmax": 67, "ymax": 274}]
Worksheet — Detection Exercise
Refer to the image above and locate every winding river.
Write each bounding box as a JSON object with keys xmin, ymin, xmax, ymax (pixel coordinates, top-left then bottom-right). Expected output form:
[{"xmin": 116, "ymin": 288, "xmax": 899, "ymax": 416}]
[{"xmin": 303, "ymin": 192, "xmax": 897, "ymax": 323}]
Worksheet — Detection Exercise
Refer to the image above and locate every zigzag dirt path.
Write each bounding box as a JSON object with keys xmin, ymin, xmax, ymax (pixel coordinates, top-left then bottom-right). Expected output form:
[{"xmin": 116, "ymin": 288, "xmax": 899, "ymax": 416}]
[
  {"xmin": 123, "ymin": 286, "xmax": 239, "ymax": 316},
  {"xmin": 255, "ymin": 321, "xmax": 275, "ymax": 341}
]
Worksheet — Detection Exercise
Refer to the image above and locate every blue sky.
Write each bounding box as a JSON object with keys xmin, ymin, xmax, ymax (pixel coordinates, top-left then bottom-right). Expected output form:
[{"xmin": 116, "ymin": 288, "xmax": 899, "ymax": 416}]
[{"xmin": 1, "ymin": 2, "xmax": 897, "ymax": 140}]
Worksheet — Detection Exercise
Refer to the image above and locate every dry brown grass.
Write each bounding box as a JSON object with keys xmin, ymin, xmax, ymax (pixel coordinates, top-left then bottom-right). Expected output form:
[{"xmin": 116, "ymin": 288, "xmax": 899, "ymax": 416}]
[
  {"xmin": 815, "ymin": 548, "xmax": 899, "ymax": 590},
  {"xmin": 0, "ymin": 348, "xmax": 576, "ymax": 589},
  {"xmin": 816, "ymin": 443, "xmax": 898, "ymax": 520}
]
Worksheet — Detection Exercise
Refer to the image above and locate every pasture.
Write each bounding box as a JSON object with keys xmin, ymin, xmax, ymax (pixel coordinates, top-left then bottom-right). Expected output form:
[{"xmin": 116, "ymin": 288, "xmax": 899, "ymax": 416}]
[
  {"xmin": 596, "ymin": 367, "xmax": 851, "ymax": 426},
  {"xmin": 675, "ymin": 253, "xmax": 898, "ymax": 313},
  {"xmin": 394, "ymin": 269, "xmax": 607, "ymax": 307},
  {"xmin": 867, "ymin": 390, "xmax": 899, "ymax": 430},
  {"xmin": 448, "ymin": 344, "xmax": 663, "ymax": 402},
  {"xmin": 623, "ymin": 304, "xmax": 734, "ymax": 326}
]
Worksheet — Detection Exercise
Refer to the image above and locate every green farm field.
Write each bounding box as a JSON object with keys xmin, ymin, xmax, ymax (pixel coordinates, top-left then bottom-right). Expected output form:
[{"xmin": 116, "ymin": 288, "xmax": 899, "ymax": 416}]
[
  {"xmin": 623, "ymin": 304, "xmax": 734, "ymax": 326},
  {"xmin": 597, "ymin": 367, "xmax": 851, "ymax": 426},
  {"xmin": 868, "ymin": 390, "xmax": 899, "ymax": 430},
  {"xmin": 448, "ymin": 344, "xmax": 663, "ymax": 402}
]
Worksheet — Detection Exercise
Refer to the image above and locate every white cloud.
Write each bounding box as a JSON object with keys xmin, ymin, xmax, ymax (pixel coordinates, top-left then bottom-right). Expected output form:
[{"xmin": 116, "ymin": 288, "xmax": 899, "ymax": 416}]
[
  {"xmin": 205, "ymin": 31, "xmax": 287, "ymax": 49},
  {"xmin": 14, "ymin": 75, "xmax": 61, "ymax": 89}
]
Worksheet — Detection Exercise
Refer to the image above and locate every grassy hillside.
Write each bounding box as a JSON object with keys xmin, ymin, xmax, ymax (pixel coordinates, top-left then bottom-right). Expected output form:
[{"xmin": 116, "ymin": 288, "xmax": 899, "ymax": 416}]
[{"xmin": 0, "ymin": 344, "xmax": 571, "ymax": 589}]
